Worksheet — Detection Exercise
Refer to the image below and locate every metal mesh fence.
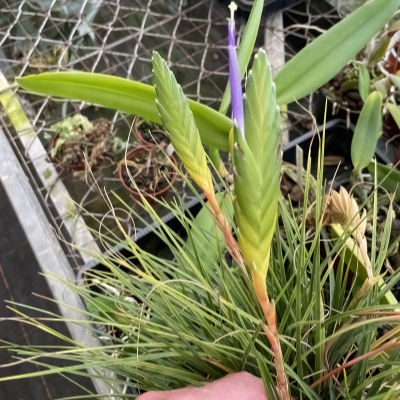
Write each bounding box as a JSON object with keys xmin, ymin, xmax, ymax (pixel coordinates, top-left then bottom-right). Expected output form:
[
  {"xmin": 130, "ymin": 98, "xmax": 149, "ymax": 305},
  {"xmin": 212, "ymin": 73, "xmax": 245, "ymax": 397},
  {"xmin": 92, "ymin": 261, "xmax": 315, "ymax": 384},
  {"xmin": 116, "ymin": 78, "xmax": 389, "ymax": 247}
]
[{"xmin": 0, "ymin": 0, "xmax": 339, "ymax": 268}]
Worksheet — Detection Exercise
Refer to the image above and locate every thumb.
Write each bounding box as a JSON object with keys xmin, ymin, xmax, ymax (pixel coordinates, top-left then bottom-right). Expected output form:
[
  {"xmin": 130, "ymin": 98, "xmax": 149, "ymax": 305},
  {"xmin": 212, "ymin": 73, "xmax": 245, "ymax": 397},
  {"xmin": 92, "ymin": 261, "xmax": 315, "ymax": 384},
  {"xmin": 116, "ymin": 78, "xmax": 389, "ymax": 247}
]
[{"xmin": 137, "ymin": 392, "xmax": 166, "ymax": 400}]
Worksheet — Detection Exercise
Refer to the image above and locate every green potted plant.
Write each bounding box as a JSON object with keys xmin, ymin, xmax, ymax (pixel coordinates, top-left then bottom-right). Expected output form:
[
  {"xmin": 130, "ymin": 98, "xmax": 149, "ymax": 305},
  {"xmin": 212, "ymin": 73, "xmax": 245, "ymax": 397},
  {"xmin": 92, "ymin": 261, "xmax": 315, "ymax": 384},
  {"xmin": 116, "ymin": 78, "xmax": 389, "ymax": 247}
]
[
  {"xmin": 323, "ymin": 16, "xmax": 400, "ymax": 169},
  {"xmin": 323, "ymin": 17, "xmax": 400, "ymax": 112},
  {"xmin": 48, "ymin": 113, "xmax": 112, "ymax": 172}
]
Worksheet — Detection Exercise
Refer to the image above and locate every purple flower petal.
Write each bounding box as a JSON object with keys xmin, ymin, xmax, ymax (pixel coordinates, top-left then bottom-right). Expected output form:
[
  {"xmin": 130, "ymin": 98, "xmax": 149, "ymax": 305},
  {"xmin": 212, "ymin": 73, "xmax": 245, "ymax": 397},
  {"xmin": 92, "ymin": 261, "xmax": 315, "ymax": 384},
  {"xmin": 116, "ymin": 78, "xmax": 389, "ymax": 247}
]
[{"xmin": 228, "ymin": 2, "xmax": 244, "ymax": 136}]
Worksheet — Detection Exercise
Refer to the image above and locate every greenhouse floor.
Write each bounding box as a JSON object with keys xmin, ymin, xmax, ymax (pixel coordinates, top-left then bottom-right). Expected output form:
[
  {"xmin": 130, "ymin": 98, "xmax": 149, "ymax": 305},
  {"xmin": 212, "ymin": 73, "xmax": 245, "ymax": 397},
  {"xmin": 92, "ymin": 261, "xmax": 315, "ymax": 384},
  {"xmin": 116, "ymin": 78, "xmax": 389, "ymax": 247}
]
[{"xmin": 0, "ymin": 182, "xmax": 94, "ymax": 399}]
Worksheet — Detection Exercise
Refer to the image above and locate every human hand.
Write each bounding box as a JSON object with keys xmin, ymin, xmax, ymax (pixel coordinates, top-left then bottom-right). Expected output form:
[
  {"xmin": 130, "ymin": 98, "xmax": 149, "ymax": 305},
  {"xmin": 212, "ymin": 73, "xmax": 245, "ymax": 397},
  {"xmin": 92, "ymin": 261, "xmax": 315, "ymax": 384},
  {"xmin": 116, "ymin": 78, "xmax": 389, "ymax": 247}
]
[{"xmin": 137, "ymin": 371, "xmax": 267, "ymax": 400}]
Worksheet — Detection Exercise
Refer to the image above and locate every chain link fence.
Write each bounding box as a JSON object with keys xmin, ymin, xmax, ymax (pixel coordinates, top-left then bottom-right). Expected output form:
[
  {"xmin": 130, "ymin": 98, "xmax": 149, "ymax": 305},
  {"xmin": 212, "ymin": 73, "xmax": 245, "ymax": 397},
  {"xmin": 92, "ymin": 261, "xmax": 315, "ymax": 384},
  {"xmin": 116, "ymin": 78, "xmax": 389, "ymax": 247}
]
[{"xmin": 0, "ymin": 0, "xmax": 339, "ymax": 269}]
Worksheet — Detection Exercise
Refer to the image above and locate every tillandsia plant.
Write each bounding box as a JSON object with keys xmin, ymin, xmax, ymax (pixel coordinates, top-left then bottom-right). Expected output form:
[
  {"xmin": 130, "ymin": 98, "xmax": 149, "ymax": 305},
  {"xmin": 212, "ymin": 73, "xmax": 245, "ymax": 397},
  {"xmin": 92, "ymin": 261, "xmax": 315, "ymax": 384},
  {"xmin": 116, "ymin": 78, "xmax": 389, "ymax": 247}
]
[
  {"xmin": 2, "ymin": 3, "xmax": 400, "ymax": 400},
  {"xmin": 47, "ymin": 113, "xmax": 113, "ymax": 172},
  {"xmin": 153, "ymin": 0, "xmax": 289, "ymax": 395}
]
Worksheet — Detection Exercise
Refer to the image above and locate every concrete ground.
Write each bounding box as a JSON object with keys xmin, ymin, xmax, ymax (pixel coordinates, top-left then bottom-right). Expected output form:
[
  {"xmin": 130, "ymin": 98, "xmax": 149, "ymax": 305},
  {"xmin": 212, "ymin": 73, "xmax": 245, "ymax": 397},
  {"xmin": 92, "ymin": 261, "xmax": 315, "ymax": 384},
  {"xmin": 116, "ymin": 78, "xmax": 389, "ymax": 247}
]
[{"xmin": 0, "ymin": 182, "xmax": 94, "ymax": 399}]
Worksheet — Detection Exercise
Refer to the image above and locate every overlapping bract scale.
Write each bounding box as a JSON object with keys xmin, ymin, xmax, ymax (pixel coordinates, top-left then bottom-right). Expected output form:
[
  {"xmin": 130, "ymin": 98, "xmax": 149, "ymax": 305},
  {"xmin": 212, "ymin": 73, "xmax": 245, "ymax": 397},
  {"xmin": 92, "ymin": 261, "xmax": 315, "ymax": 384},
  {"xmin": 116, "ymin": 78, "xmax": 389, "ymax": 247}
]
[{"xmin": 234, "ymin": 49, "xmax": 281, "ymax": 277}]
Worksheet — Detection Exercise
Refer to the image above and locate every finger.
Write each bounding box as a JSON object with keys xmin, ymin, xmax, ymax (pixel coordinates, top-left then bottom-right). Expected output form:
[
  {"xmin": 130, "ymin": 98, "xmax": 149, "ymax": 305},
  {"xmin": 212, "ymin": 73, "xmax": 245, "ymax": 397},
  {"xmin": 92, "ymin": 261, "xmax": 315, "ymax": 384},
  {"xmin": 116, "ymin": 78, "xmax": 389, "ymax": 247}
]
[
  {"xmin": 137, "ymin": 386, "xmax": 199, "ymax": 400},
  {"xmin": 199, "ymin": 372, "xmax": 267, "ymax": 400},
  {"xmin": 136, "ymin": 372, "xmax": 267, "ymax": 400},
  {"xmin": 136, "ymin": 391, "xmax": 168, "ymax": 400}
]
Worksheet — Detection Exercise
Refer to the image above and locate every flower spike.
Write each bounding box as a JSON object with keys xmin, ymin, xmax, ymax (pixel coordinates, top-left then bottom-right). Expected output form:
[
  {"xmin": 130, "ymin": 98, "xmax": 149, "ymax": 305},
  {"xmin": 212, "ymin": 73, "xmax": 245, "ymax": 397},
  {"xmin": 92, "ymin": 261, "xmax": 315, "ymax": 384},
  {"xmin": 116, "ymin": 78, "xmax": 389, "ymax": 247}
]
[
  {"xmin": 230, "ymin": 46, "xmax": 291, "ymax": 398},
  {"xmin": 152, "ymin": 51, "xmax": 247, "ymax": 276},
  {"xmin": 227, "ymin": 1, "xmax": 245, "ymax": 136}
]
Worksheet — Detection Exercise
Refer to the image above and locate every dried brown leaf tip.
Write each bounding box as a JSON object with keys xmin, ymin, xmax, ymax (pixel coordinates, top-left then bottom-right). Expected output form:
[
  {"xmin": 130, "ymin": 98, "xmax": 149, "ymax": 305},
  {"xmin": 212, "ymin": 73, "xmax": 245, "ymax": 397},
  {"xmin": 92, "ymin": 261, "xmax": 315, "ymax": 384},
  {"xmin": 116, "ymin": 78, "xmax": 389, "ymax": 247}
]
[
  {"xmin": 326, "ymin": 187, "xmax": 372, "ymax": 278},
  {"xmin": 327, "ymin": 187, "xmax": 366, "ymax": 236}
]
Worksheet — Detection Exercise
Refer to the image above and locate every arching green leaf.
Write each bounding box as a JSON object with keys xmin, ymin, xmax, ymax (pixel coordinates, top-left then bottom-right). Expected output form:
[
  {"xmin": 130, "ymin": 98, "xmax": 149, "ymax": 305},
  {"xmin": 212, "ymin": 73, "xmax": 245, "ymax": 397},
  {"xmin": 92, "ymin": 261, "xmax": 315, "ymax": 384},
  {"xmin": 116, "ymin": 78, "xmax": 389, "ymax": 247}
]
[
  {"xmin": 17, "ymin": 72, "xmax": 232, "ymax": 151},
  {"xmin": 276, "ymin": 0, "xmax": 400, "ymax": 105}
]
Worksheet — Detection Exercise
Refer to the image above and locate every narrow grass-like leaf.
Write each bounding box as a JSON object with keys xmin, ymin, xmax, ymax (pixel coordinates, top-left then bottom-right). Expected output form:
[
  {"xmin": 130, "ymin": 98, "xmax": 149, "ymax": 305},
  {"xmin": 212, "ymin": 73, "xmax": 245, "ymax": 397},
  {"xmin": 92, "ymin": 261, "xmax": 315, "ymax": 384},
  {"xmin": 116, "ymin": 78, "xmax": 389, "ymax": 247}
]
[
  {"xmin": 351, "ymin": 91, "xmax": 382, "ymax": 171},
  {"xmin": 367, "ymin": 161, "xmax": 400, "ymax": 200}
]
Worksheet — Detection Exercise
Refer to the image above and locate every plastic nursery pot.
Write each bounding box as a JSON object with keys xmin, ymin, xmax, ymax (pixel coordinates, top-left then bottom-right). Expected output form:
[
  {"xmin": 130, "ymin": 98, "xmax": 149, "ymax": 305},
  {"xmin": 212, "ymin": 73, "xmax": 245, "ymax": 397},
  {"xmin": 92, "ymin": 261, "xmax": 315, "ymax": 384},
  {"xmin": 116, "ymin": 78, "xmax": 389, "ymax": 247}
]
[
  {"xmin": 134, "ymin": 124, "xmax": 168, "ymax": 147},
  {"xmin": 284, "ymin": 118, "xmax": 394, "ymax": 188},
  {"xmin": 49, "ymin": 118, "xmax": 112, "ymax": 172},
  {"xmin": 283, "ymin": 118, "xmax": 357, "ymax": 190},
  {"xmin": 117, "ymin": 145, "xmax": 177, "ymax": 203}
]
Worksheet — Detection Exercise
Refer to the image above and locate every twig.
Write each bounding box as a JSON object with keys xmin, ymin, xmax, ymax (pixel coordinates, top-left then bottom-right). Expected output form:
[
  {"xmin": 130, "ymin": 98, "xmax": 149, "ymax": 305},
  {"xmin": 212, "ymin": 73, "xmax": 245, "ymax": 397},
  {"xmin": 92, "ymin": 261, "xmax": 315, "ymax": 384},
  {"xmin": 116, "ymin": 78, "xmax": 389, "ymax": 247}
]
[
  {"xmin": 205, "ymin": 191, "xmax": 248, "ymax": 277},
  {"xmin": 253, "ymin": 274, "xmax": 291, "ymax": 400},
  {"xmin": 311, "ymin": 340, "xmax": 400, "ymax": 389}
]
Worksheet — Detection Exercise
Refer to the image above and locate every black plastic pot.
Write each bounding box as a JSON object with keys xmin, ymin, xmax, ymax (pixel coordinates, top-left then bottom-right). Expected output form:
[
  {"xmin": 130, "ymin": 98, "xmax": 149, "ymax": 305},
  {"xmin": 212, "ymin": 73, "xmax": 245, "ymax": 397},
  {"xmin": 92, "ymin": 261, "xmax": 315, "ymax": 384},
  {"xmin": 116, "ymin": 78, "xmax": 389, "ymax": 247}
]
[
  {"xmin": 283, "ymin": 118, "xmax": 355, "ymax": 189},
  {"xmin": 284, "ymin": 118, "xmax": 394, "ymax": 189}
]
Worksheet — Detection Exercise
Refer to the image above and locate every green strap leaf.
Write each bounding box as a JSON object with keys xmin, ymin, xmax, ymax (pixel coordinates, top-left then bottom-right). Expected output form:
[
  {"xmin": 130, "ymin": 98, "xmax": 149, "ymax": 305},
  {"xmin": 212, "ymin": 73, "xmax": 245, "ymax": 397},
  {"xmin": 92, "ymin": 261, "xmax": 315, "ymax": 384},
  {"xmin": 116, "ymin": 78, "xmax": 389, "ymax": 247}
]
[
  {"xmin": 152, "ymin": 52, "xmax": 213, "ymax": 193},
  {"xmin": 351, "ymin": 90, "xmax": 382, "ymax": 171},
  {"xmin": 275, "ymin": 0, "xmax": 400, "ymax": 105},
  {"xmin": 234, "ymin": 49, "xmax": 281, "ymax": 277},
  {"xmin": 17, "ymin": 71, "xmax": 232, "ymax": 151}
]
